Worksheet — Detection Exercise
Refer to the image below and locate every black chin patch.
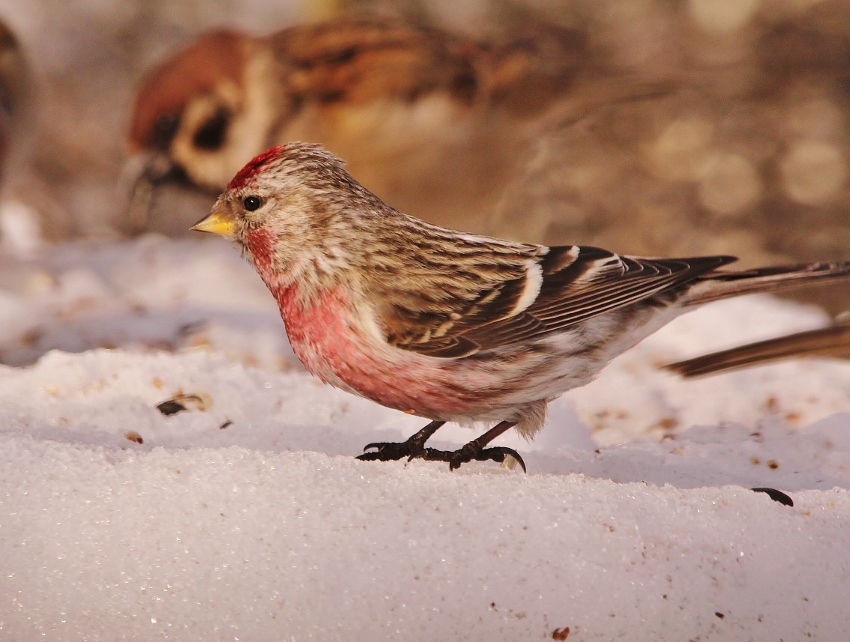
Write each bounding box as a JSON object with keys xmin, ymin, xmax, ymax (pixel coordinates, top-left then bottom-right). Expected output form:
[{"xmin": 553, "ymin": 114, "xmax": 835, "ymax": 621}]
[{"xmin": 151, "ymin": 113, "xmax": 180, "ymax": 151}]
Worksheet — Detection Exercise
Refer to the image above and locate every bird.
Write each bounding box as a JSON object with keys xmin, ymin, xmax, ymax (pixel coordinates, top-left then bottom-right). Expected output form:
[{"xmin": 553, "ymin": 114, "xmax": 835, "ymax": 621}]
[
  {"xmin": 665, "ymin": 322, "xmax": 850, "ymax": 377},
  {"xmin": 191, "ymin": 142, "xmax": 850, "ymax": 471},
  {"xmin": 126, "ymin": 17, "xmax": 590, "ymax": 233}
]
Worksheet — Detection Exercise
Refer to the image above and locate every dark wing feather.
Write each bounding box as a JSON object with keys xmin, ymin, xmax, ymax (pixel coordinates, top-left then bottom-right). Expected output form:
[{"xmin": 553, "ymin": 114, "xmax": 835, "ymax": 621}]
[{"xmin": 386, "ymin": 245, "xmax": 736, "ymax": 357}]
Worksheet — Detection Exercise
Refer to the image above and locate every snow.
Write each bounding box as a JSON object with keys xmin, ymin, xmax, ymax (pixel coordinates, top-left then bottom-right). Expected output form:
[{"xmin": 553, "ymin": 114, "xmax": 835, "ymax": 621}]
[{"xmin": 0, "ymin": 235, "xmax": 849, "ymax": 640}]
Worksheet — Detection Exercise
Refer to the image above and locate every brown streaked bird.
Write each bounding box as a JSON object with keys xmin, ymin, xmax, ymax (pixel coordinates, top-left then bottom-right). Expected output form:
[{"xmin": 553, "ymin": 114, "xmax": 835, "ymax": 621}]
[
  {"xmin": 665, "ymin": 322, "xmax": 850, "ymax": 378},
  {"xmin": 125, "ymin": 17, "xmax": 601, "ymax": 232},
  {"xmin": 192, "ymin": 142, "xmax": 850, "ymax": 471}
]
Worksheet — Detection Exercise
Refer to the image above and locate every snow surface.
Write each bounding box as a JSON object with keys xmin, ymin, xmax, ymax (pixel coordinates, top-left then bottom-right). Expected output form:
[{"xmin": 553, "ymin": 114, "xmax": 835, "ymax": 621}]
[{"xmin": 0, "ymin": 235, "xmax": 849, "ymax": 641}]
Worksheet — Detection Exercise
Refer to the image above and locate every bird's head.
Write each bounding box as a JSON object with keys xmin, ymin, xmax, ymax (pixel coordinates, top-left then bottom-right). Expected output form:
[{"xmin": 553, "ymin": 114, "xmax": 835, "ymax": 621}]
[
  {"xmin": 127, "ymin": 30, "xmax": 280, "ymax": 193},
  {"xmin": 192, "ymin": 143, "xmax": 378, "ymax": 289}
]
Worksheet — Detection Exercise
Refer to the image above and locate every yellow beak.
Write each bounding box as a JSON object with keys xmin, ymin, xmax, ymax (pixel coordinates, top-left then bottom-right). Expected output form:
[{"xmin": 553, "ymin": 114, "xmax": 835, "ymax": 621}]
[{"xmin": 191, "ymin": 210, "xmax": 236, "ymax": 236}]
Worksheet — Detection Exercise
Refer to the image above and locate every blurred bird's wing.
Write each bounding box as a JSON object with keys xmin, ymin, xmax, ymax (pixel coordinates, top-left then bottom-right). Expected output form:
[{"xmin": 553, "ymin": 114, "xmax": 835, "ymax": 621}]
[{"xmin": 383, "ymin": 245, "xmax": 735, "ymax": 358}]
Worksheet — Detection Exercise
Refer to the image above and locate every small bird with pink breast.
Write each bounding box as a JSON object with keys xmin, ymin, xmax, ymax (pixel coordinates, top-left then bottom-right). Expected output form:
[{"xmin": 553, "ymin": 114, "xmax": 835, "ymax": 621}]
[{"xmin": 193, "ymin": 143, "xmax": 850, "ymax": 471}]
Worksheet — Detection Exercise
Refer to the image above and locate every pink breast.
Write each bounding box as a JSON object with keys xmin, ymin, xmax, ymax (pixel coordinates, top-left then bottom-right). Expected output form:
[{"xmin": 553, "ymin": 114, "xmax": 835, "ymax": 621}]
[{"xmin": 274, "ymin": 283, "xmax": 479, "ymax": 418}]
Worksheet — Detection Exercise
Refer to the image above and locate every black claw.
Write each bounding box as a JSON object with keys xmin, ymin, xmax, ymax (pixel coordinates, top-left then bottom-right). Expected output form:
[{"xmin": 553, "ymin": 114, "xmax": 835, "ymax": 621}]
[
  {"xmin": 357, "ymin": 441, "xmax": 419, "ymax": 462},
  {"xmin": 356, "ymin": 451, "xmax": 386, "ymax": 462},
  {"xmin": 476, "ymin": 447, "xmax": 527, "ymax": 473}
]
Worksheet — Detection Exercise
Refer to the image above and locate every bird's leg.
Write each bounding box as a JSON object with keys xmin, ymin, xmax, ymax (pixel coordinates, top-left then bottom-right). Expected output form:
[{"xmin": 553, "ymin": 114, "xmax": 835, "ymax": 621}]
[
  {"xmin": 422, "ymin": 421, "xmax": 526, "ymax": 472},
  {"xmin": 357, "ymin": 420, "xmax": 446, "ymax": 462}
]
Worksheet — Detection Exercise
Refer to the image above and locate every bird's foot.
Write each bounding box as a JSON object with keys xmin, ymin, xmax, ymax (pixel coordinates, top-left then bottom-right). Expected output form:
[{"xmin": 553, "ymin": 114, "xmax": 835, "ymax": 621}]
[
  {"xmin": 356, "ymin": 419, "xmax": 525, "ymax": 472},
  {"xmin": 357, "ymin": 420, "xmax": 446, "ymax": 462},
  {"xmin": 357, "ymin": 438, "xmax": 428, "ymax": 462},
  {"xmin": 357, "ymin": 433, "xmax": 432, "ymax": 461},
  {"xmin": 421, "ymin": 445, "xmax": 526, "ymax": 473}
]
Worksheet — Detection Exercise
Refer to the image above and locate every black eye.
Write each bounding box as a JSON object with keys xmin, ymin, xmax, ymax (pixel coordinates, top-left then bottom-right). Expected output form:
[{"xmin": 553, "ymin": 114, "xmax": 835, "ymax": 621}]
[
  {"xmin": 192, "ymin": 107, "xmax": 230, "ymax": 151},
  {"xmin": 243, "ymin": 196, "xmax": 262, "ymax": 211}
]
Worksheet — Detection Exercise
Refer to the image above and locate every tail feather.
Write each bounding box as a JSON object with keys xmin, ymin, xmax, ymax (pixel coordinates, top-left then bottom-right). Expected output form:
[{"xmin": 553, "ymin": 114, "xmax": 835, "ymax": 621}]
[
  {"xmin": 683, "ymin": 262, "xmax": 850, "ymax": 307},
  {"xmin": 665, "ymin": 323, "xmax": 850, "ymax": 377}
]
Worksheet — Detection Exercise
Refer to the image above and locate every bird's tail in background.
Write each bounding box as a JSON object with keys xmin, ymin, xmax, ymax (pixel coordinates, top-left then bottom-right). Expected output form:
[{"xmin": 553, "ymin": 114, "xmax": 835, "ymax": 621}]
[
  {"xmin": 683, "ymin": 262, "xmax": 850, "ymax": 307},
  {"xmin": 665, "ymin": 323, "xmax": 850, "ymax": 377}
]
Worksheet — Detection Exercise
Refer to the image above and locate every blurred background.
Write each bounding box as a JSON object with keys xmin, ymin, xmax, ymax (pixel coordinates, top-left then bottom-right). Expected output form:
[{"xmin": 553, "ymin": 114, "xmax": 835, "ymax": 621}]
[{"xmin": 0, "ymin": 0, "xmax": 849, "ymax": 307}]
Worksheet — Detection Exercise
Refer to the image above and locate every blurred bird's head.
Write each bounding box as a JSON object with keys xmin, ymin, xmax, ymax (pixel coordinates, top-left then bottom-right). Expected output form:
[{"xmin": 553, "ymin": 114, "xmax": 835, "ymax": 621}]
[
  {"xmin": 128, "ymin": 29, "xmax": 279, "ymax": 193},
  {"xmin": 125, "ymin": 19, "xmax": 490, "ymax": 200}
]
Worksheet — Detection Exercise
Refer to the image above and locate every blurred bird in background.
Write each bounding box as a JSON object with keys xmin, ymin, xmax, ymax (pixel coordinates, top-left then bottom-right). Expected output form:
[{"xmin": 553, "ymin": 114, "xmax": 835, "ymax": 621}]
[{"xmin": 125, "ymin": 17, "xmax": 596, "ymax": 234}]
